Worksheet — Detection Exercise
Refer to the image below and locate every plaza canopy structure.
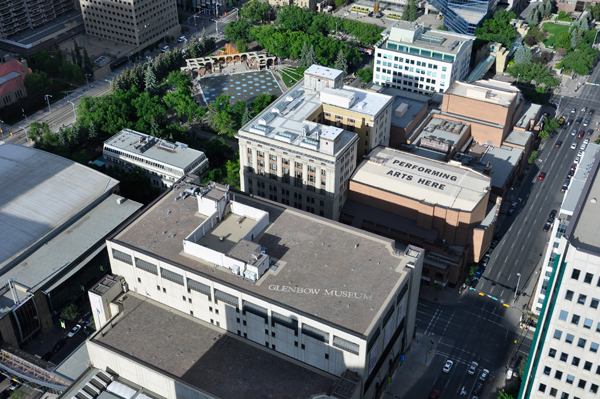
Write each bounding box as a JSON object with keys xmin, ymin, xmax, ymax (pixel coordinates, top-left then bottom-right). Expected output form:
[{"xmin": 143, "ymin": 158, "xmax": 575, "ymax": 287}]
[{"xmin": 181, "ymin": 52, "xmax": 276, "ymax": 74}]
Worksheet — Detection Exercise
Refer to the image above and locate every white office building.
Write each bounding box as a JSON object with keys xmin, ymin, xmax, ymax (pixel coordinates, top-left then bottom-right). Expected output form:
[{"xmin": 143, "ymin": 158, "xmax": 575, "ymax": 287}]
[
  {"xmin": 373, "ymin": 21, "xmax": 473, "ymax": 94},
  {"xmin": 521, "ymin": 155, "xmax": 600, "ymax": 399},
  {"xmin": 102, "ymin": 179, "xmax": 424, "ymax": 399},
  {"xmin": 103, "ymin": 129, "xmax": 209, "ymax": 189}
]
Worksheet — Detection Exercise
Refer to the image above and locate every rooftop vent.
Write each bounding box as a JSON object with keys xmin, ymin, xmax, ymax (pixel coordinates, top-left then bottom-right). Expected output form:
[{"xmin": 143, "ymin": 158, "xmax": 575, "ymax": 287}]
[
  {"xmin": 259, "ymin": 112, "xmax": 276, "ymax": 125},
  {"xmin": 159, "ymin": 141, "xmax": 177, "ymax": 151},
  {"xmin": 249, "ymin": 125, "xmax": 269, "ymax": 135},
  {"xmin": 286, "ymin": 89, "xmax": 302, "ymax": 101},
  {"xmin": 449, "ymin": 41, "xmax": 460, "ymax": 51}
]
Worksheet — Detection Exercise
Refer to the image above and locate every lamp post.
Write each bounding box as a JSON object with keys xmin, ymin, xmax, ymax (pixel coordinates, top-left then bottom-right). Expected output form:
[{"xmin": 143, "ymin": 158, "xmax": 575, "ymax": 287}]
[
  {"xmin": 514, "ymin": 273, "xmax": 521, "ymax": 302},
  {"xmin": 517, "ymin": 73, "xmax": 520, "ymax": 84},
  {"xmin": 67, "ymin": 100, "xmax": 76, "ymax": 120},
  {"xmin": 556, "ymin": 95, "xmax": 564, "ymax": 118},
  {"xmin": 20, "ymin": 126, "xmax": 31, "ymax": 146},
  {"xmin": 44, "ymin": 94, "xmax": 52, "ymax": 112},
  {"xmin": 85, "ymin": 73, "xmax": 91, "ymax": 87}
]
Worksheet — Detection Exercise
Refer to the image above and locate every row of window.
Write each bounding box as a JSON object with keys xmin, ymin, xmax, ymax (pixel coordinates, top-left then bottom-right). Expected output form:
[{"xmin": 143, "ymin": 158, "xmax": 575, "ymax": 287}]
[
  {"xmin": 539, "ymin": 380, "xmax": 598, "ymax": 397},
  {"xmin": 556, "ymin": 309, "xmax": 596, "ymax": 329},
  {"xmin": 570, "ymin": 268, "xmax": 599, "ymax": 285},
  {"xmin": 377, "ymin": 53, "xmax": 449, "ymax": 72},
  {"xmin": 564, "ymin": 290, "xmax": 599, "ymax": 308}
]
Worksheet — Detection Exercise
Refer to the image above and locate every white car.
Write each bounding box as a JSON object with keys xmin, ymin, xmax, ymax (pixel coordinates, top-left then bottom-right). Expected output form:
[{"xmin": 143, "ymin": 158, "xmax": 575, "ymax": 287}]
[
  {"xmin": 578, "ymin": 150, "xmax": 585, "ymax": 157},
  {"xmin": 581, "ymin": 143, "xmax": 588, "ymax": 150},
  {"xmin": 575, "ymin": 156, "xmax": 581, "ymax": 164},
  {"xmin": 584, "ymin": 138, "xmax": 590, "ymax": 144},
  {"xmin": 67, "ymin": 324, "xmax": 81, "ymax": 338},
  {"xmin": 571, "ymin": 129, "xmax": 577, "ymax": 136},
  {"xmin": 571, "ymin": 142, "xmax": 577, "ymax": 149},
  {"xmin": 480, "ymin": 368, "xmax": 490, "ymax": 381},
  {"xmin": 161, "ymin": 46, "xmax": 170, "ymax": 52},
  {"xmin": 177, "ymin": 36, "xmax": 186, "ymax": 43},
  {"xmin": 443, "ymin": 359, "xmax": 454, "ymax": 373},
  {"xmin": 468, "ymin": 361, "xmax": 478, "ymax": 375}
]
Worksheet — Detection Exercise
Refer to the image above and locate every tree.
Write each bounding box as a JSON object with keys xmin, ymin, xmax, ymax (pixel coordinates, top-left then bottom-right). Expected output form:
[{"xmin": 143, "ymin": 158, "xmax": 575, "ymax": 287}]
[
  {"xmin": 24, "ymin": 71, "xmax": 51, "ymax": 94},
  {"xmin": 475, "ymin": 10, "xmax": 518, "ymax": 48},
  {"xmin": 561, "ymin": 45, "xmax": 599, "ymax": 75},
  {"xmin": 334, "ymin": 50, "xmax": 348, "ymax": 76},
  {"xmin": 236, "ymin": 38, "xmax": 248, "ymax": 53},
  {"xmin": 150, "ymin": 115, "xmax": 160, "ymax": 137},
  {"xmin": 252, "ymin": 94, "xmax": 274, "ymax": 115},
  {"xmin": 543, "ymin": 0, "xmax": 552, "ymax": 17},
  {"xmin": 507, "ymin": 61, "xmax": 560, "ymax": 91},
  {"xmin": 61, "ymin": 303, "xmax": 79, "ymax": 321},
  {"xmin": 73, "ymin": 40, "xmax": 82, "ymax": 67},
  {"xmin": 305, "ymin": 44, "xmax": 319, "ymax": 68},
  {"xmin": 580, "ymin": 17, "xmax": 589, "ymax": 31},
  {"xmin": 590, "ymin": 2, "xmax": 600, "ymax": 20},
  {"xmin": 531, "ymin": 8, "xmax": 540, "ymax": 25},
  {"xmin": 144, "ymin": 65, "xmax": 158, "ymax": 95},
  {"xmin": 83, "ymin": 48, "xmax": 93, "ymax": 75},
  {"xmin": 241, "ymin": 1, "xmax": 271, "ymax": 24},
  {"xmin": 241, "ymin": 107, "xmax": 251, "ymax": 126},
  {"xmin": 556, "ymin": 30, "xmax": 571, "ymax": 49},
  {"xmin": 298, "ymin": 42, "xmax": 310, "ymax": 68},
  {"xmin": 571, "ymin": 30, "xmax": 580, "ymax": 49},
  {"xmin": 224, "ymin": 18, "xmax": 250, "ymax": 42},
  {"xmin": 357, "ymin": 66, "xmax": 373, "ymax": 83},
  {"xmin": 498, "ymin": 392, "xmax": 515, "ymax": 399},
  {"xmin": 402, "ymin": 0, "xmax": 417, "ymax": 21},
  {"xmin": 334, "ymin": 0, "xmax": 346, "ymax": 6},
  {"xmin": 88, "ymin": 121, "xmax": 98, "ymax": 139},
  {"xmin": 514, "ymin": 45, "xmax": 532, "ymax": 64},
  {"xmin": 224, "ymin": 158, "xmax": 240, "ymax": 188}
]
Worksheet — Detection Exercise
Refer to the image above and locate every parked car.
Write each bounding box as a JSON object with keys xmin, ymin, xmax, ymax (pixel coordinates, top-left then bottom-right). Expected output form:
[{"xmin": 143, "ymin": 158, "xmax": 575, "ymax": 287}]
[
  {"xmin": 480, "ymin": 257, "xmax": 490, "ymax": 267},
  {"xmin": 41, "ymin": 352, "xmax": 54, "ymax": 362},
  {"xmin": 161, "ymin": 46, "xmax": 170, "ymax": 52},
  {"xmin": 555, "ymin": 141, "xmax": 562, "ymax": 147},
  {"xmin": 543, "ymin": 223, "xmax": 551, "ymax": 231},
  {"xmin": 590, "ymin": 109, "xmax": 595, "ymax": 115},
  {"xmin": 567, "ymin": 119, "xmax": 573, "ymax": 126},
  {"xmin": 490, "ymin": 240, "xmax": 499, "ymax": 249},
  {"xmin": 52, "ymin": 339, "xmax": 66, "ymax": 353},
  {"xmin": 468, "ymin": 361, "xmax": 478, "ymax": 375},
  {"xmin": 571, "ymin": 107, "xmax": 577, "ymax": 113},
  {"xmin": 574, "ymin": 156, "xmax": 581, "ymax": 164},
  {"xmin": 480, "ymin": 369, "xmax": 490, "ymax": 381},
  {"xmin": 177, "ymin": 36, "xmax": 186, "ymax": 43},
  {"xmin": 571, "ymin": 164, "xmax": 578, "ymax": 171},
  {"xmin": 584, "ymin": 138, "xmax": 590, "ymax": 144},
  {"xmin": 443, "ymin": 359, "xmax": 454, "ymax": 373},
  {"xmin": 587, "ymin": 129, "xmax": 594, "ymax": 135},
  {"xmin": 584, "ymin": 120, "xmax": 590, "ymax": 126},
  {"xmin": 577, "ymin": 131, "xmax": 585, "ymax": 139},
  {"xmin": 67, "ymin": 324, "xmax": 81, "ymax": 338},
  {"xmin": 571, "ymin": 142, "xmax": 577, "ymax": 149},
  {"xmin": 475, "ymin": 268, "xmax": 485, "ymax": 276},
  {"xmin": 582, "ymin": 106, "xmax": 587, "ymax": 112},
  {"xmin": 567, "ymin": 169, "xmax": 575, "ymax": 179},
  {"xmin": 429, "ymin": 390, "xmax": 440, "ymax": 399},
  {"xmin": 576, "ymin": 116, "xmax": 583, "ymax": 124},
  {"xmin": 571, "ymin": 129, "xmax": 578, "ymax": 136},
  {"xmin": 473, "ymin": 382, "xmax": 483, "ymax": 395},
  {"xmin": 578, "ymin": 150, "xmax": 585, "ymax": 157},
  {"xmin": 550, "ymin": 209, "xmax": 557, "ymax": 218},
  {"xmin": 557, "ymin": 116, "xmax": 565, "ymax": 124},
  {"xmin": 581, "ymin": 143, "xmax": 588, "ymax": 151}
]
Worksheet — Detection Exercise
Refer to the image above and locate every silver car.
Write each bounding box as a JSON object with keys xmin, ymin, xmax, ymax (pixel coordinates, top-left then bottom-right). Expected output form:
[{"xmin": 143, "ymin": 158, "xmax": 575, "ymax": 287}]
[{"xmin": 468, "ymin": 361, "xmax": 478, "ymax": 375}]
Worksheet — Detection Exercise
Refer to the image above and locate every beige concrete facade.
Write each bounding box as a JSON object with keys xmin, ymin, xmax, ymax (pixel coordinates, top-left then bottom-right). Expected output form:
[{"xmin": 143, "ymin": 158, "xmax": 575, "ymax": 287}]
[{"xmin": 80, "ymin": 0, "xmax": 180, "ymax": 49}]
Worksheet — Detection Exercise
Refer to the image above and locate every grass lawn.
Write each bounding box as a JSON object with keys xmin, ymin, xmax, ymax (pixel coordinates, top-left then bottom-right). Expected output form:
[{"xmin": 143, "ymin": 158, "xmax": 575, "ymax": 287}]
[
  {"xmin": 279, "ymin": 66, "xmax": 304, "ymax": 87},
  {"xmin": 555, "ymin": 16, "xmax": 572, "ymax": 22},
  {"xmin": 542, "ymin": 23, "xmax": 570, "ymax": 48}
]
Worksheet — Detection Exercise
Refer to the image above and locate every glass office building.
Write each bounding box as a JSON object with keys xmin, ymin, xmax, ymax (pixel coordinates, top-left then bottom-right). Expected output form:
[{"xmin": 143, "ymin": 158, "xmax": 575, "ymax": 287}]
[{"xmin": 428, "ymin": 0, "xmax": 499, "ymax": 35}]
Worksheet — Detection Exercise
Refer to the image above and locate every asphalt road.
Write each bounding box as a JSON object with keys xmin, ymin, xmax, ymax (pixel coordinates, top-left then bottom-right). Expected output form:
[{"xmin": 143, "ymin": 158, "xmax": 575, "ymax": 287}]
[
  {"xmin": 470, "ymin": 63, "xmax": 600, "ymax": 307},
  {"xmin": 399, "ymin": 297, "xmax": 523, "ymax": 399}
]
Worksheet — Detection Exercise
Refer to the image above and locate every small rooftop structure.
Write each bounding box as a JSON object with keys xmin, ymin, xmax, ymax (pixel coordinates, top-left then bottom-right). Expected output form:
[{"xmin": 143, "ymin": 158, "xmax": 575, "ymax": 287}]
[
  {"xmin": 445, "ymin": 80, "xmax": 518, "ymax": 107},
  {"xmin": 562, "ymin": 145, "xmax": 600, "ymax": 216},
  {"xmin": 384, "ymin": 21, "xmax": 473, "ymax": 55}
]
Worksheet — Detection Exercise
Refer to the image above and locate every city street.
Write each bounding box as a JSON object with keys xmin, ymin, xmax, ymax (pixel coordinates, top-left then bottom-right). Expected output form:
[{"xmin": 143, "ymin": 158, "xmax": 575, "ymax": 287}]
[
  {"xmin": 470, "ymin": 63, "xmax": 600, "ymax": 307},
  {"xmin": 391, "ymin": 296, "xmax": 524, "ymax": 399}
]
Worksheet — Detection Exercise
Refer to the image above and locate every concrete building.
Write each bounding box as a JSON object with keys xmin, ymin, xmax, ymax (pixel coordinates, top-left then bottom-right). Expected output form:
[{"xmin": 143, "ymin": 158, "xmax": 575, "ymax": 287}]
[
  {"xmin": 520, "ymin": 153, "xmax": 600, "ymax": 399},
  {"xmin": 104, "ymin": 178, "xmax": 424, "ymax": 399},
  {"xmin": 427, "ymin": 0, "xmax": 499, "ymax": 34},
  {"xmin": 0, "ymin": 58, "xmax": 28, "ymax": 108},
  {"xmin": 237, "ymin": 65, "xmax": 394, "ymax": 220},
  {"xmin": 342, "ymin": 146, "xmax": 496, "ymax": 288},
  {"xmin": 0, "ymin": 0, "xmax": 76, "ymax": 39},
  {"xmin": 373, "ymin": 22, "xmax": 473, "ymax": 94},
  {"xmin": 80, "ymin": 0, "xmax": 180, "ymax": 48},
  {"xmin": 103, "ymin": 129, "xmax": 209, "ymax": 189},
  {"xmin": 0, "ymin": 142, "xmax": 142, "ymax": 351}
]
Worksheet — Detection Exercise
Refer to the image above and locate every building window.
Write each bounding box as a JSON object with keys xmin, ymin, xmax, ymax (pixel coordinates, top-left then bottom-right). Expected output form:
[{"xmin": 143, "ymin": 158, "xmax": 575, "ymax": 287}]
[
  {"xmin": 578, "ymin": 338, "xmax": 587, "ymax": 348},
  {"xmin": 578, "ymin": 294, "xmax": 587, "ymax": 305},
  {"xmin": 549, "ymin": 388, "xmax": 557, "ymax": 397},
  {"xmin": 572, "ymin": 357, "xmax": 580, "ymax": 366},
  {"xmin": 584, "ymin": 361, "xmax": 592, "ymax": 371},
  {"xmin": 554, "ymin": 329, "xmax": 563, "ymax": 340},
  {"xmin": 555, "ymin": 370, "xmax": 563, "ymax": 380},
  {"xmin": 572, "ymin": 269, "xmax": 581, "ymax": 280},
  {"xmin": 544, "ymin": 366, "xmax": 551, "ymax": 375},
  {"xmin": 578, "ymin": 379, "xmax": 586, "ymax": 389},
  {"xmin": 591, "ymin": 298, "xmax": 599, "ymax": 309},
  {"xmin": 572, "ymin": 314, "xmax": 580, "ymax": 325},
  {"xmin": 591, "ymin": 342, "xmax": 599, "ymax": 352},
  {"xmin": 592, "ymin": 384, "xmax": 599, "ymax": 394},
  {"xmin": 585, "ymin": 272, "xmax": 594, "ymax": 284},
  {"xmin": 565, "ymin": 333, "xmax": 574, "ymax": 344},
  {"xmin": 566, "ymin": 374, "xmax": 574, "ymax": 384},
  {"xmin": 565, "ymin": 290, "xmax": 574, "ymax": 301},
  {"xmin": 549, "ymin": 348, "xmax": 557, "ymax": 358},
  {"xmin": 559, "ymin": 310, "xmax": 568, "ymax": 321},
  {"xmin": 560, "ymin": 352, "xmax": 568, "ymax": 362}
]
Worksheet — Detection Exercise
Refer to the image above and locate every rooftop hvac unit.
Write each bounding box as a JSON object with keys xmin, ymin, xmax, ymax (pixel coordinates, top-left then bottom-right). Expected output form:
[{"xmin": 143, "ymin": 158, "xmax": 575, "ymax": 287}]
[
  {"xmin": 273, "ymin": 102, "xmax": 288, "ymax": 114},
  {"xmin": 244, "ymin": 270, "xmax": 257, "ymax": 281},
  {"xmin": 83, "ymin": 384, "xmax": 101, "ymax": 398},
  {"xmin": 89, "ymin": 379, "xmax": 106, "ymax": 391},
  {"xmin": 95, "ymin": 370, "xmax": 114, "ymax": 384},
  {"xmin": 259, "ymin": 112, "xmax": 276, "ymax": 125},
  {"xmin": 231, "ymin": 265, "xmax": 240, "ymax": 275},
  {"xmin": 286, "ymin": 89, "xmax": 302, "ymax": 101},
  {"xmin": 302, "ymin": 125, "xmax": 310, "ymax": 137},
  {"xmin": 76, "ymin": 390, "xmax": 94, "ymax": 399},
  {"xmin": 249, "ymin": 125, "xmax": 269, "ymax": 135}
]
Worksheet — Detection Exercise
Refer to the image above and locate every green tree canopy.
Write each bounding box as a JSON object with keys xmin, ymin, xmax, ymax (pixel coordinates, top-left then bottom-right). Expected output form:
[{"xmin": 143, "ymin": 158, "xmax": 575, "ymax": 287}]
[
  {"xmin": 560, "ymin": 44, "xmax": 599, "ymax": 75},
  {"xmin": 240, "ymin": 1, "xmax": 271, "ymax": 24},
  {"xmin": 507, "ymin": 62, "xmax": 560, "ymax": 92},
  {"xmin": 224, "ymin": 18, "xmax": 250, "ymax": 42},
  {"xmin": 475, "ymin": 9, "xmax": 518, "ymax": 48},
  {"xmin": 334, "ymin": 50, "xmax": 348, "ymax": 76},
  {"xmin": 402, "ymin": 0, "xmax": 417, "ymax": 21},
  {"xmin": 357, "ymin": 66, "xmax": 373, "ymax": 83},
  {"xmin": 24, "ymin": 71, "xmax": 52, "ymax": 95},
  {"xmin": 514, "ymin": 44, "xmax": 532, "ymax": 64}
]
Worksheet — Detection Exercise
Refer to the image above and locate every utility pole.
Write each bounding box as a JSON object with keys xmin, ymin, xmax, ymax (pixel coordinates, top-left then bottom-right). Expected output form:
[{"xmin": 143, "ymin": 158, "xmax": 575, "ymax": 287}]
[
  {"xmin": 44, "ymin": 94, "xmax": 52, "ymax": 112},
  {"xmin": 85, "ymin": 73, "xmax": 91, "ymax": 87},
  {"xmin": 67, "ymin": 100, "xmax": 77, "ymax": 120},
  {"xmin": 514, "ymin": 273, "xmax": 521, "ymax": 302}
]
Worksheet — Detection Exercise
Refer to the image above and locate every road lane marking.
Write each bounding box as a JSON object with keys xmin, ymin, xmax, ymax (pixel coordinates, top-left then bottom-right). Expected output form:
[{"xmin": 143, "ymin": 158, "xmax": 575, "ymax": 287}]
[{"xmin": 442, "ymin": 310, "xmax": 455, "ymax": 336}]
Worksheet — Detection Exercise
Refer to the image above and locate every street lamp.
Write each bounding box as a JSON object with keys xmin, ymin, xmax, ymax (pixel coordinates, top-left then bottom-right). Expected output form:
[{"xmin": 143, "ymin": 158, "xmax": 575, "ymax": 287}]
[
  {"xmin": 556, "ymin": 95, "xmax": 564, "ymax": 117},
  {"xmin": 20, "ymin": 126, "xmax": 31, "ymax": 147},
  {"xmin": 67, "ymin": 100, "xmax": 77, "ymax": 120},
  {"xmin": 85, "ymin": 73, "xmax": 91, "ymax": 87},
  {"xmin": 44, "ymin": 94, "xmax": 52, "ymax": 112},
  {"xmin": 517, "ymin": 73, "xmax": 520, "ymax": 84},
  {"xmin": 514, "ymin": 273, "xmax": 521, "ymax": 302}
]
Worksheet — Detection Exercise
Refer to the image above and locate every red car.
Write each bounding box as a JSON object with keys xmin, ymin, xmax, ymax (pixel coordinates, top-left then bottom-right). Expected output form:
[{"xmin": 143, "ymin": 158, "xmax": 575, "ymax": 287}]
[
  {"xmin": 538, "ymin": 172, "xmax": 546, "ymax": 180},
  {"xmin": 571, "ymin": 164, "xmax": 577, "ymax": 172},
  {"xmin": 577, "ymin": 131, "xmax": 584, "ymax": 139},
  {"xmin": 429, "ymin": 390, "xmax": 440, "ymax": 399}
]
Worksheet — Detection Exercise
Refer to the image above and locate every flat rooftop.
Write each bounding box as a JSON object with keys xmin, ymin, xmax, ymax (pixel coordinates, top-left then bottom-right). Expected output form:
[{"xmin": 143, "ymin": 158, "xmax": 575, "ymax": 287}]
[
  {"xmin": 504, "ymin": 129, "xmax": 533, "ymax": 148},
  {"xmin": 104, "ymin": 129, "xmax": 206, "ymax": 170},
  {"xmin": 478, "ymin": 144, "xmax": 523, "ymax": 189},
  {"xmin": 0, "ymin": 142, "xmax": 119, "ymax": 270},
  {"xmin": 93, "ymin": 294, "xmax": 336, "ymax": 399},
  {"xmin": 445, "ymin": 80, "xmax": 518, "ymax": 107},
  {"xmin": 0, "ymin": 194, "xmax": 142, "ymax": 317},
  {"xmin": 197, "ymin": 211, "xmax": 257, "ymax": 253},
  {"xmin": 351, "ymin": 147, "xmax": 490, "ymax": 212},
  {"xmin": 414, "ymin": 117, "xmax": 469, "ymax": 149},
  {"xmin": 382, "ymin": 88, "xmax": 429, "ymax": 129},
  {"xmin": 113, "ymin": 186, "xmax": 419, "ymax": 335},
  {"xmin": 452, "ymin": 7, "xmax": 487, "ymax": 24},
  {"xmin": 514, "ymin": 102, "xmax": 542, "ymax": 131},
  {"xmin": 386, "ymin": 22, "xmax": 473, "ymax": 55},
  {"xmin": 562, "ymin": 145, "xmax": 600, "ymax": 215}
]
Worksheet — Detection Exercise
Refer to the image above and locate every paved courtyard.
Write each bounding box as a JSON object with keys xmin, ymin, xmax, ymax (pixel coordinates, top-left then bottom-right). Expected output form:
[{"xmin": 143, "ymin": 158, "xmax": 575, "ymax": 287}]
[{"xmin": 198, "ymin": 70, "xmax": 283, "ymax": 104}]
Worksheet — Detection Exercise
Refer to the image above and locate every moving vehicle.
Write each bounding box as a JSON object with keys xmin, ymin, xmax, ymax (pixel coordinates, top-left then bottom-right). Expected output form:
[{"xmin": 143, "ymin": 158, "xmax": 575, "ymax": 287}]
[
  {"xmin": 558, "ymin": 116, "xmax": 565, "ymax": 124},
  {"xmin": 67, "ymin": 324, "xmax": 81, "ymax": 338},
  {"xmin": 555, "ymin": 141, "xmax": 562, "ymax": 147},
  {"xmin": 577, "ymin": 131, "xmax": 584, "ymax": 139},
  {"xmin": 571, "ymin": 142, "xmax": 577, "ymax": 149},
  {"xmin": 468, "ymin": 361, "xmax": 478, "ymax": 375},
  {"xmin": 584, "ymin": 120, "xmax": 590, "ymax": 126},
  {"xmin": 590, "ymin": 109, "xmax": 595, "ymax": 115},
  {"xmin": 52, "ymin": 339, "xmax": 66, "ymax": 353},
  {"xmin": 429, "ymin": 390, "xmax": 440, "ymax": 399},
  {"xmin": 567, "ymin": 119, "xmax": 573, "ymax": 126},
  {"xmin": 588, "ymin": 129, "xmax": 594, "ymax": 135},
  {"xmin": 576, "ymin": 116, "xmax": 583, "ymax": 124},
  {"xmin": 161, "ymin": 46, "xmax": 170, "ymax": 52},
  {"xmin": 571, "ymin": 107, "xmax": 577, "ymax": 113},
  {"xmin": 571, "ymin": 129, "xmax": 578, "ymax": 136},
  {"xmin": 177, "ymin": 36, "xmax": 186, "ymax": 43},
  {"xmin": 582, "ymin": 107, "xmax": 587, "ymax": 112},
  {"xmin": 443, "ymin": 359, "xmax": 453, "ymax": 373},
  {"xmin": 538, "ymin": 172, "xmax": 546, "ymax": 180}
]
